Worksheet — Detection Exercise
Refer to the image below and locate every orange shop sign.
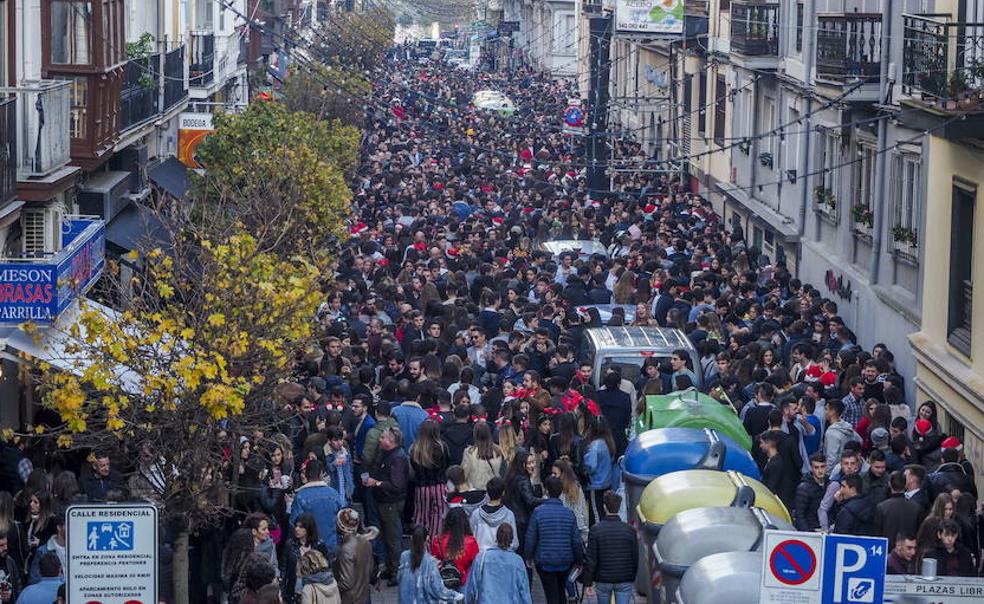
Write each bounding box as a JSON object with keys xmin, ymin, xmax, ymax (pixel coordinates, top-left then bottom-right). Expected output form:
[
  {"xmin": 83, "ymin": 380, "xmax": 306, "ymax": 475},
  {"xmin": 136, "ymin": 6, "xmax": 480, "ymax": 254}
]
[{"xmin": 177, "ymin": 112, "xmax": 215, "ymax": 168}]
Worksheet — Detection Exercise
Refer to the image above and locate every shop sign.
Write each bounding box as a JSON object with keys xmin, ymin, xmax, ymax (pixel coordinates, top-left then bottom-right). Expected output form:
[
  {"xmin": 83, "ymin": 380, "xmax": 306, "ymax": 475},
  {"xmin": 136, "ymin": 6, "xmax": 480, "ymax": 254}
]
[
  {"xmin": 0, "ymin": 219, "xmax": 106, "ymax": 324},
  {"xmin": 616, "ymin": 0, "xmax": 685, "ymax": 34}
]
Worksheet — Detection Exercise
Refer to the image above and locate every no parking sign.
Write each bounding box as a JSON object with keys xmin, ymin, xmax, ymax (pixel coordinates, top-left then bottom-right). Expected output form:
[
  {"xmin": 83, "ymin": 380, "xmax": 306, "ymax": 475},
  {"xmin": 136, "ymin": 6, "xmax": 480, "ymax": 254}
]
[{"xmin": 762, "ymin": 530, "xmax": 823, "ymax": 604}]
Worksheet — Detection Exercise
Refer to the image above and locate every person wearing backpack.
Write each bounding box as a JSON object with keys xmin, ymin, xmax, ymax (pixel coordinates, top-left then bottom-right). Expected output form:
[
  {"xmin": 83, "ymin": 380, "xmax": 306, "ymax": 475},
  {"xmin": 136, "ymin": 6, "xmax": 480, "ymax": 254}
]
[
  {"xmin": 430, "ymin": 507, "xmax": 479, "ymax": 590},
  {"xmin": 398, "ymin": 524, "xmax": 463, "ymax": 603}
]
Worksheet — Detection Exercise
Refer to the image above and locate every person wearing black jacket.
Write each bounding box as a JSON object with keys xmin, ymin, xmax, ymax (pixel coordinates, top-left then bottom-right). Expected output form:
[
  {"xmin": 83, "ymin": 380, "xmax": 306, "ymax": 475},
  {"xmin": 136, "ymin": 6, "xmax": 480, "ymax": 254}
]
[
  {"xmin": 0, "ymin": 530, "xmax": 22, "ymax": 604},
  {"xmin": 595, "ymin": 371, "xmax": 632, "ymax": 457},
  {"xmin": 365, "ymin": 427, "xmax": 410, "ymax": 584},
  {"xmin": 760, "ymin": 431, "xmax": 796, "ymax": 510},
  {"xmin": 441, "ymin": 405, "xmax": 474, "ymax": 466},
  {"xmin": 834, "ymin": 475, "xmax": 874, "ymax": 536},
  {"xmin": 504, "ymin": 449, "xmax": 542, "ymax": 556},
  {"xmin": 583, "ymin": 491, "xmax": 638, "ymax": 604},
  {"xmin": 793, "ymin": 453, "xmax": 827, "ymax": 531},
  {"xmin": 928, "ymin": 448, "xmax": 978, "ymax": 500}
]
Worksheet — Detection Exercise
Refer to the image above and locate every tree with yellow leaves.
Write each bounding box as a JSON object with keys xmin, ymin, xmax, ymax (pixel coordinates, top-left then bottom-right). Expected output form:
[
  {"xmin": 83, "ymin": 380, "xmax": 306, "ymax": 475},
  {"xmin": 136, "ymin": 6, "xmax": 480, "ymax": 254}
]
[{"xmin": 30, "ymin": 99, "xmax": 356, "ymax": 602}]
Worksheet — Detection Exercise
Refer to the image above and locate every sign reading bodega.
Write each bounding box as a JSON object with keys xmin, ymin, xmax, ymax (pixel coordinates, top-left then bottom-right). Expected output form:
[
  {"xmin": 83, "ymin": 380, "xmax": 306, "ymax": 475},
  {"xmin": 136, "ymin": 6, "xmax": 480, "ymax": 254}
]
[{"xmin": 0, "ymin": 219, "xmax": 106, "ymax": 324}]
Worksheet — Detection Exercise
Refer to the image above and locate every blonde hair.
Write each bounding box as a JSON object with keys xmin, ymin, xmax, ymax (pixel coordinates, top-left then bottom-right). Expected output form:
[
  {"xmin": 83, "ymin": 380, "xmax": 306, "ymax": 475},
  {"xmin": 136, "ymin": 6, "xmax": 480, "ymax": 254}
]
[
  {"xmin": 498, "ymin": 422, "xmax": 519, "ymax": 465},
  {"xmin": 298, "ymin": 549, "xmax": 330, "ymax": 577}
]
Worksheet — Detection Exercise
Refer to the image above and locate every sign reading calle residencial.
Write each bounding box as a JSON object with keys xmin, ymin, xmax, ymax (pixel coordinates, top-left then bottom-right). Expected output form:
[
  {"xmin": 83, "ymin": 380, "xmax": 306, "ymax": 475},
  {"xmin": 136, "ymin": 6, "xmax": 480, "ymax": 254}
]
[
  {"xmin": 0, "ymin": 219, "xmax": 106, "ymax": 324},
  {"xmin": 615, "ymin": 0, "xmax": 685, "ymax": 34}
]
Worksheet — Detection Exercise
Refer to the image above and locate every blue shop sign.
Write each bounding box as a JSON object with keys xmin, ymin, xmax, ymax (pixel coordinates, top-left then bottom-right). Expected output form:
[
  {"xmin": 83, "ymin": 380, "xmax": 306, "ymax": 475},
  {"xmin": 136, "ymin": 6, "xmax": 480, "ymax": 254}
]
[{"xmin": 0, "ymin": 219, "xmax": 106, "ymax": 324}]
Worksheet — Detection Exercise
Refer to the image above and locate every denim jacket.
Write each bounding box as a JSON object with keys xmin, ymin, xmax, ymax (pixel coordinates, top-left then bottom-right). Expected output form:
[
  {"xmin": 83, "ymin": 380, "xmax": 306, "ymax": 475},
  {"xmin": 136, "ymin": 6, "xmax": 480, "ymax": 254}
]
[{"xmin": 324, "ymin": 446, "xmax": 354, "ymax": 507}]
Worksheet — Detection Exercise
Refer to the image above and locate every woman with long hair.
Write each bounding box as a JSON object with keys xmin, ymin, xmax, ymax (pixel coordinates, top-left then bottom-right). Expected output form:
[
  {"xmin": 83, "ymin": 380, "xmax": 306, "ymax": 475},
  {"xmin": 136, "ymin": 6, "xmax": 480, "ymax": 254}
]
[
  {"xmin": 550, "ymin": 460, "xmax": 589, "ymax": 543},
  {"xmin": 221, "ymin": 528, "xmax": 256, "ymax": 604},
  {"xmin": 857, "ymin": 402, "xmax": 892, "ymax": 454},
  {"xmin": 398, "ymin": 524, "xmax": 463, "ymax": 603},
  {"xmin": 496, "ymin": 418, "xmax": 522, "ymax": 468},
  {"xmin": 24, "ymin": 489, "xmax": 55, "ymax": 562},
  {"xmin": 430, "ymin": 507, "xmax": 480, "ymax": 588},
  {"xmin": 631, "ymin": 303, "xmax": 657, "ymax": 327},
  {"xmin": 409, "ymin": 420, "xmax": 451, "ymax": 535},
  {"xmin": 612, "ymin": 270, "xmax": 635, "ymax": 304},
  {"xmin": 525, "ymin": 415, "xmax": 552, "ymax": 485},
  {"xmin": 0, "ymin": 492, "xmax": 26, "ymax": 573},
  {"xmin": 547, "ymin": 413, "xmax": 584, "ymax": 479},
  {"xmin": 50, "ymin": 471, "xmax": 79, "ymax": 512},
  {"xmin": 462, "ymin": 422, "xmax": 504, "ymax": 493},
  {"xmin": 503, "ymin": 450, "xmax": 542, "ymax": 556},
  {"xmin": 582, "ymin": 416, "xmax": 616, "ymax": 526},
  {"xmin": 297, "ymin": 549, "xmax": 340, "ymax": 604},
  {"xmin": 915, "ymin": 493, "xmax": 956, "ymax": 565},
  {"xmin": 283, "ymin": 513, "xmax": 329, "ymax": 604}
]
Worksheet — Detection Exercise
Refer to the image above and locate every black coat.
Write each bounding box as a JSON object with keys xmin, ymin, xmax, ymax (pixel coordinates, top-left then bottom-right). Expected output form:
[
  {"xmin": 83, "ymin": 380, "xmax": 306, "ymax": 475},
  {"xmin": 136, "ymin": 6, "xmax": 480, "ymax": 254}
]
[
  {"xmin": 441, "ymin": 422, "xmax": 473, "ymax": 467},
  {"xmin": 583, "ymin": 515, "xmax": 639, "ymax": 585},
  {"xmin": 834, "ymin": 495, "xmax": 874, "ymax": 536},
  {"xmin": 928, "ymin": 463, "xmax": 978, "ymax": 500},
  {"xmin": 595, "ymin": 388, "xmax": 632, "ymax": 456},
  {"xmin": 762, "ymin": 455, "xmax": 796, "ymax": 510},
  {"xmin": 873, "ymin": 494, "xmax": 923, "ymax": 548},
  {"xmin": 505, "ymin": 473, "xmax": 541, "ymax": 526},
  {"xmin": 793, "ymin": 474, "xmax": 827, "ymax": 531}
]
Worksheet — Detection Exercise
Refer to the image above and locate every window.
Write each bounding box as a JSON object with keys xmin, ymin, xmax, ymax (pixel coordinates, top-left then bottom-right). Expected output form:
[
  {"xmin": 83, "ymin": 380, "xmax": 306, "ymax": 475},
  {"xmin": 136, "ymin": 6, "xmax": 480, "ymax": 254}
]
[
  {"xmin": 761, "ymin": 96, "xmax": 776, "ymax": 169},
  {"xmin": 554, "ymin": 14, "xmax": 575, "ymax": 53},
  {"xmin": 698, "ymin": 71, "xmax": 707, "ymax": 134},
  {"xmin": 796, "ymin": 3, "xmax": 804, "ymax": 52},
  {"xmin": 947, "ymin": 183, "xmax": 975, "ymax": 357},
  {"xmin": 786, "ymin": 108, "xmax": 800, "ymax": 173},
  {"xmin": 68, "ymin": 77, "xmax": 88, "ymax": 139},
  {"xmin": 814, "ymin": 128, "xmax": 840, "ymax": 218},
  {"xmin": 714, "ymin": 74, "xmax": 726, "ymax": 146},
  {"xmin": 851, "ymin": 141, "xmax": 876, "ymax": 232},
  {"xmin": 889, "ymin": 153, "xmax": 921, "ymax": 260},
  {"xmin": 51, "ymin": 1, "xmax": 93, "ymax": 65}
]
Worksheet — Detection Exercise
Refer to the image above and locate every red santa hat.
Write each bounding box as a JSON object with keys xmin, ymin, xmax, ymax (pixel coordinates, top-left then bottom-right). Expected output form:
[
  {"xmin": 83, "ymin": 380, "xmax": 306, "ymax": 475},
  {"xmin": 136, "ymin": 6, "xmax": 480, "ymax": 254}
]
[
  {"xmin": 941, "ymin": 436, "xmax": 963, "ymax": 451},
  {"xmin": 349, "ymin": 223, "xmax": 368, "ymax": 236},
  {"xmin": 914, "ymin": 419, "xmax": 933, "ymax": 436}
]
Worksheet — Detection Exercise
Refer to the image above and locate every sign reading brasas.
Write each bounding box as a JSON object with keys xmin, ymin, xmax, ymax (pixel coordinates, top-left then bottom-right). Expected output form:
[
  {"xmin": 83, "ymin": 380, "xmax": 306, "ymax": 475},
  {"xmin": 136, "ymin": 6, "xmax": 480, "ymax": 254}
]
[{"xmin": 0, "ymin": 219, "xmax": 106, "ymax": 324}]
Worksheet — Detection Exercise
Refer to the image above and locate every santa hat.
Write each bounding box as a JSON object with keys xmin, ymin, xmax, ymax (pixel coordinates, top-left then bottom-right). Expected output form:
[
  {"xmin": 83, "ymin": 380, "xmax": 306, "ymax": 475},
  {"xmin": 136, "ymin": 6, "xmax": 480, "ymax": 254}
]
[
  {"xmin": 805, "ymin": 365, "xmax": 824, "ymax": 379},
  {"xmin": 446, "ymin": 247, "xmax": 460, "ymax": 258},
  {"xmin": 914, "ymin": 419, "xmax": 933, "ymax": 436},
  {"xmin": 941, "ymin": 436, "xmax": 963, "ymax": 451},
  {"xmin": 819, "ymin": 372, "xmax": 837, "ymax": 387},
  {"xmin": 433, "ymin": 182, "xmax": 444, "ymax": 191},
  {"xmin": 412, "ymin": 242, "xmax": 426, "ymax": 252},
  {"xmin": 643, "ymin": 203, "xmax": 658, "ymax": 214},
  {"xmin": 349, "ymin": 223, "xmax": 368, "ymax": 236},
  {"xmin": 492, "ymin": 216, "xmax": 504, "ymax": 225}
]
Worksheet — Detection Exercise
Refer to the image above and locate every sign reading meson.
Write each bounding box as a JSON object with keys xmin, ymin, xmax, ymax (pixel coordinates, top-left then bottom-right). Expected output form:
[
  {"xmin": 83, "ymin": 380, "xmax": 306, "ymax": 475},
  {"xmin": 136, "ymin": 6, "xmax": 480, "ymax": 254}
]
[{"xmin": 0, "ymin": 267, "xmax": 56, "ymax": 321}]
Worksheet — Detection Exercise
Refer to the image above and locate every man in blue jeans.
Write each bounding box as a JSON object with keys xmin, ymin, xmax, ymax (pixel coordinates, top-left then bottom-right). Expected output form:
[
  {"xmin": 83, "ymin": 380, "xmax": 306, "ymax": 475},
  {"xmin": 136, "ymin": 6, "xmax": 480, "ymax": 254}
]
[
  {"xmin": 525, "ymin": 476, "xmax": 584, "ymax": 604},
  {"xmin": 583, "ymin": 490, "xmax": 639, "ymax": 604}
]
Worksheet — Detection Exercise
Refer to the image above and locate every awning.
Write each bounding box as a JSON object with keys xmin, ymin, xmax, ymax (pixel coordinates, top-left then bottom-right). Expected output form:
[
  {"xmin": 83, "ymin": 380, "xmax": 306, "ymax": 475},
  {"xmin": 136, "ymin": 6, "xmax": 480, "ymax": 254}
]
[
  {"xmin": 106, "ymin": 202, "xmax": 170, "ymax": 254},
  {"xmin": 148, "ymin": 157, "xmax": 189, "ymax": 199},
  {"xmin": 0, "ymin": 299, "xmax": 142, "ymax": 392}
]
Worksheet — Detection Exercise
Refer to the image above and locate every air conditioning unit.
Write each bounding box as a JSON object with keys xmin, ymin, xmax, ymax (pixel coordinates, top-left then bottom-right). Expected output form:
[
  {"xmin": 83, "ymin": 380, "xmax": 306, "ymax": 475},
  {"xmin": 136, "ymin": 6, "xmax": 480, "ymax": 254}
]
[
  {"xmin": 20, "ymin": 206, "xmax": 62, "ymax": 256},
  {"xmin": 115, "ymin": 144, "xmax": 149, "ymax": 194},
  {"xmin": 77, "ymin": 171, "xmax": 131, "ymax": 222}
]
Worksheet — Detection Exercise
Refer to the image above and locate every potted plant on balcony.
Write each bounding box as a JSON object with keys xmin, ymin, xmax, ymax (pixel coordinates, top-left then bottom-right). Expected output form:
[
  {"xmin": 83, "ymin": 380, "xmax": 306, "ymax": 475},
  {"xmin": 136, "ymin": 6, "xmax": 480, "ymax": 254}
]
[
  {"xmin": 852, "ymin": 204, "xmax": 874, "ymax": 229},
  {"xmin": 891, "ymin": 225, "xmax": 918, "ymax": 246},
  {"xmin": 125, "ymin": 32, "xmax": 156, "ymax": 89},
  {"xmin": 948, "ymin": 70, "xmax": 970, "ymax": 109},
  {"xmin": 813, "ymin": 185, "xmax": 836, "ymax": 212}
]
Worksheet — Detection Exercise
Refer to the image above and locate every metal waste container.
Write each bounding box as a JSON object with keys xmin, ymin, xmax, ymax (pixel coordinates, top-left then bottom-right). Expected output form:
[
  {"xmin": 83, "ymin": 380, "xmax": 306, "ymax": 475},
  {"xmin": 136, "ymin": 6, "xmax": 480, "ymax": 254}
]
[
  {"xmin": 635, "ymin": 470, "xmax": 790, "ymax": 600},
  {"xmin": 651, "ymin": 506, "xmax": 792, "ymax": 603},
  {"xmin": 633, "ymin": 390, "xmax": 753, "ymax": 451},
  {"xmin": 676, "ymin": 551, "xmax": 763, "ymax": 604}
]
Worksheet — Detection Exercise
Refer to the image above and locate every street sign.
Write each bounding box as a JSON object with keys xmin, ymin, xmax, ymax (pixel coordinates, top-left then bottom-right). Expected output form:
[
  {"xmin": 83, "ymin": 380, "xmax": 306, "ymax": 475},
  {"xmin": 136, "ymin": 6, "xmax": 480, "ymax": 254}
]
[
  {"xmin": 563, "ymin": 101, "xmax": 586, "ymax": 136},
  {"xmin": 67, "ymin": 503, "xmax": 159, "ymax": 604},
  {"xmin": 885, "ymin": 576, "xmax": 984, "ymax": 602},
  {"xmin": 822, "ymin": 534, "xmax": 889, "ymax": 604},
  {"xmin": 762, "ymin": 530, "xmax": 823, "ymax": 604}
]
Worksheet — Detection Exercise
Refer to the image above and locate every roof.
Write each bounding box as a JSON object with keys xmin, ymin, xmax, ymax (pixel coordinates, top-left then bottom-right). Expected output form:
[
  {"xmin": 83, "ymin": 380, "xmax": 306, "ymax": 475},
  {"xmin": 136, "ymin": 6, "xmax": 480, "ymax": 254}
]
[
  {"xmin": 586, "ymin": 326, "xmax": 693, "ymax": 351},
  {"xmin": 148, "ymin": 157, "xmax": 189, "ymax": 199}
]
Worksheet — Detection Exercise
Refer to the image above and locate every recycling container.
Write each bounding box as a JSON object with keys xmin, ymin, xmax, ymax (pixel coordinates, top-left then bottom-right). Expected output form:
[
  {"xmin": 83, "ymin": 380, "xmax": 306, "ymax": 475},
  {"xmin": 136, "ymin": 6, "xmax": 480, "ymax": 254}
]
[
  {"xmin": 634, "ymin": 470, "xmax": 790, "ymax": 600},
  {"xmin": 651, "ymin": 506, "xmax": 793, "ymax": 603},
  {"xmin": 633, "ymin": 390, "xmax": 753, "ymax": 451},
  {"xmin": 675, "ymin": 551, "xmax": 763, "ymax": 604}
]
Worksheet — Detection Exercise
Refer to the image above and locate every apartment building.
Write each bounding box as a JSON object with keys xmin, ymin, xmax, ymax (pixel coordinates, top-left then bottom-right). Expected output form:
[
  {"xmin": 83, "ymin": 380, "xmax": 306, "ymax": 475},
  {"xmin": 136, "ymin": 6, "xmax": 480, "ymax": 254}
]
[
  {"xmin": 510, "ymin": 0, "xmax": 578, "ymax": 75},
  {"xmin": 904, "ymin": 0, "xmax": 984, "ymax": 492},
  {"xmin": 0, "ymin": 0, "xmax": 254, "ymax": 427}
]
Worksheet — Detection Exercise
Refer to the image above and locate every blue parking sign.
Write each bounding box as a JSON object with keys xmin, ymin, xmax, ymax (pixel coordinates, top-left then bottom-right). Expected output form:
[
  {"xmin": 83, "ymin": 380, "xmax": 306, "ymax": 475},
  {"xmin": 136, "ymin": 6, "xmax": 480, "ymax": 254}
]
[{"xmin": 821, "ymin": 534, "xmax": 888, "ymax": 603}]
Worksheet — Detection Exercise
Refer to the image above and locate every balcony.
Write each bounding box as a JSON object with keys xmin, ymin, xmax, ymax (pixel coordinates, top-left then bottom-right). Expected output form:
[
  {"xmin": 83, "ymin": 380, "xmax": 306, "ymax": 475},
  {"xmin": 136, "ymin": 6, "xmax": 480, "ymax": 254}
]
[
  {"xmin": 0, "ymin": 81, "xmax": 72, "ymax": 181},
  {"xmin": 0, "ymin": 97, "xmax": 15, "ymax": 206},
  {"xmin": 0, "ymin": 217, "xmax": 106, "ymax": 325},
  {"xmin": 189, "ymin": 32, "xmax": 216, "ymax": 88},
  {"xmin": 120, "ymin": 55, "xmax": 162, "ymax": 133},
  {"xmin": 815, "ymin": 13, "xmax": 882, "ymax": 82},
  {"xmin": 731, "ymin": 2, "xmax": 779, "ymax": 56},
  {"xmin": 899, "ymin": 14, "xmax": 984, "ymax": 139},
  {"xmin": 163, "ymin": 45, "xmax": 188, "ymax": 112}
]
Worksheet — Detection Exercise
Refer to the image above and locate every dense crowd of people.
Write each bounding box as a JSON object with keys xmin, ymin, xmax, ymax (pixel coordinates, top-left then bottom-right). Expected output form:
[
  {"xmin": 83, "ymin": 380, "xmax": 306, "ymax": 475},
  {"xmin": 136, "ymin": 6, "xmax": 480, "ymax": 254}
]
[{"xmin": 0, "ymin": 42, "xmax": 981, "ymax": 604}]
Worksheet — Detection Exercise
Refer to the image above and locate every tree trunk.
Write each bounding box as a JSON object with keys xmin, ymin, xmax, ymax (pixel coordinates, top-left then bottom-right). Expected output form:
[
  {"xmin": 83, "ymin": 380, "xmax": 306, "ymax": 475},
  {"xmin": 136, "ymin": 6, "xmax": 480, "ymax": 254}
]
[{"xmin": 172, "ymin": 529, "xmax": 190, "ymax": 604}]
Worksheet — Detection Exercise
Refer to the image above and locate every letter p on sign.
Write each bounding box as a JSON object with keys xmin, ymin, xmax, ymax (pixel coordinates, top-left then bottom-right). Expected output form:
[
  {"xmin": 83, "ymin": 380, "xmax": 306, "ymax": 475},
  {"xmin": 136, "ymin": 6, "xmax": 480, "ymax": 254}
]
[{"xmin": 822, "ymin": 534, "xmax": 887, "ymax": 604}]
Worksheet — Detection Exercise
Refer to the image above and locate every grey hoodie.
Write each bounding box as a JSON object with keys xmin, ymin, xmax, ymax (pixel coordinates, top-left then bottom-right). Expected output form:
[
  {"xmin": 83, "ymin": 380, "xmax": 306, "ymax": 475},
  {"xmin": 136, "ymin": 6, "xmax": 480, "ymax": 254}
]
[
  {"xmin": 470, "ymin": 504, "xmax": 519, "ymax": 551},
  {"xmin": 823, "ymin": 420, "xmax": 861, "ymax": 473}
]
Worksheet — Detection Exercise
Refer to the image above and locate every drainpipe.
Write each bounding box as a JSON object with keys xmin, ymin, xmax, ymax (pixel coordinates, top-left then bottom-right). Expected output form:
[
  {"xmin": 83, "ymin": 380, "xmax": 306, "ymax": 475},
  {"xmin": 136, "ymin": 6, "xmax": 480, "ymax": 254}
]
[
  {"xmin": 796, "ymin": 0, "xmax": 816, "ymax": 255},
  {"xmin": 869, "ymin": 0, "xmax": 892, "ymax": 285}
]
